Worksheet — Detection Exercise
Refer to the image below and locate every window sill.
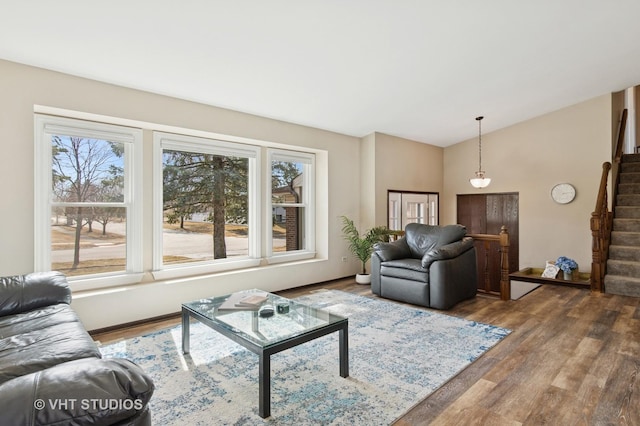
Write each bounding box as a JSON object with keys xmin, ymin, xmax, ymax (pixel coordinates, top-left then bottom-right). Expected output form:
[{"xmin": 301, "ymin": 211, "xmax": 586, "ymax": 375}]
[
  {"xmin": 151, "ymin": 258, "xmax": 262, "ymax": 281},
  {"xmin": 265, "ymin": 251, "xmax": 316, "ymax": 265},
  {"xmin": 69, "ymin": 272, "xmax": 144, "ymax": 292}
]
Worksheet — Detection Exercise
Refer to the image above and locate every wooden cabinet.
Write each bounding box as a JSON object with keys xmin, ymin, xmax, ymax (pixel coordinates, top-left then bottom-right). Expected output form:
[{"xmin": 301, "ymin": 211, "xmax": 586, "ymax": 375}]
[{"xmin": 457, "ymin": 193, "xmax": 519, "ymax": 296}]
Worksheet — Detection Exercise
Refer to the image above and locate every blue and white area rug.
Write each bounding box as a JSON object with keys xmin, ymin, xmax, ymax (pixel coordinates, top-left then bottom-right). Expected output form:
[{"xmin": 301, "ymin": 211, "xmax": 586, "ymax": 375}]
[{"xmin": 99, "ymin": 290, "xmax": 510, "ymax": 425}]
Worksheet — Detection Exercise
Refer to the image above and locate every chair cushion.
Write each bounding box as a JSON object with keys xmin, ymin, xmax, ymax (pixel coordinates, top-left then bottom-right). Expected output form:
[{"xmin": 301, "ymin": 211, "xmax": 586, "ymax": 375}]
[
  {"xmin": 373, "ymin": 239, "xmax": 411, "ymax": 262},
  {"xmin": 405, "ymin": 223, "xmax": 467, "ymax": 258},
  {"xmin": 421, "ymin": 237, "xmax": 475, "ymax": 268},
  {"xmin": 381, "ymin": 258, "xmax": 429, "ymax": 282}
]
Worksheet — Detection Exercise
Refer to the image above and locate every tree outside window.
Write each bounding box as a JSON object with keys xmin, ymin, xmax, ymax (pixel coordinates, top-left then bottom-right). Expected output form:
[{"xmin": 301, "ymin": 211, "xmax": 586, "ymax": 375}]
[
  {"xmin": 161, "ymin": 149, "xmax": 249, "ymax": 264},
  {"xmin": 35, "ymin": 114, "xmax": 142, "ymax": 287}
]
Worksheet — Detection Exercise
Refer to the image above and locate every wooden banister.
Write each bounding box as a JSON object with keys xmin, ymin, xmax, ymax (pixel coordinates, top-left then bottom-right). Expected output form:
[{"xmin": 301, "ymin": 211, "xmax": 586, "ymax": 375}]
[
  {"xmin": 387, "ymin": 230, "xmax": 405, "ymax": 241},
  {"xmin": 590, "ymin": 163, "xmax": 612, "ymax": 292},
  {"xmin": 614, "ymin": 109, "xmax": 628, "ymax": 164},
  {"xmin": 468, "ymin": 225, "xmax": 510, "ymax": 300},
  {"xmin": 591, "ymin": 108, "xmax": 627, "ymax": 292},
  {"xmin": 594, "ymin": 162, "xmax": 612, "ymax": 216}
]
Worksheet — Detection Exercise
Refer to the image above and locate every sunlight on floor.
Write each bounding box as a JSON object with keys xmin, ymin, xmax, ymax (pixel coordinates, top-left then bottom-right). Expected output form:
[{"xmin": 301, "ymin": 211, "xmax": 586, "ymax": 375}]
[{"xmin": 170, "ymin": 325, "xmax": 246, "ymax": 368}]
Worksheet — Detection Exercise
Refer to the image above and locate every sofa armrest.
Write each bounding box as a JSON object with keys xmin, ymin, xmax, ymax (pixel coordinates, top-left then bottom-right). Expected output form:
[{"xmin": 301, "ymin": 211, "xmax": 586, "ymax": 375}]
[
  {"xmin": 373, "ymin": 238, "xmax": 411, "ymax": 262},
  {"xmin": 0, "ymin": 357, "xmax": 154, "ymax": 426},
  {"xmin": 0, "ymin": 271, "xmax": 71, "ymax": 317},
  {"xmin": 421, "ymin": 237, "xmax": 475, "ymax": 268}
]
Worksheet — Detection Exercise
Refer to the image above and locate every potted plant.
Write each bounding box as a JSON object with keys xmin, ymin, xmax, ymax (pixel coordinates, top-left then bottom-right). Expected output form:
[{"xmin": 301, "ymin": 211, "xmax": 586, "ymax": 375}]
[
  {"xmin": 340, "ymin": 216, "xmax": 390, "ymax": 284},
  {"xmin": 556, "ymin": 256, "xmax": 578, "ymax": 280}
]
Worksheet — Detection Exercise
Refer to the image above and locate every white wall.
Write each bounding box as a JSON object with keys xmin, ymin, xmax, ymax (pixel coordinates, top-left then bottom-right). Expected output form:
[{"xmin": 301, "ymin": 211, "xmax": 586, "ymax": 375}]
[
  {"xmin": 0, "ymin": 59, "xmax": 362, "ymax": 330},
  {"xmin": 442, "ymin": 95, "xmax": 614, "ymax": 271},
  {"xmin": 363, "ymin": 132, "xmax": 444, "ymax": 228},
  {"xmin": 359, "ymin": 133, "xmax": 376, "ymax": 230}
]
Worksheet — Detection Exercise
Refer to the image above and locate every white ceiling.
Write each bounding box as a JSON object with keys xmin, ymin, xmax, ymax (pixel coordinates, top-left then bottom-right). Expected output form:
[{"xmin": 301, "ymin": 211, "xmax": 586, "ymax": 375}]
[{"xmin": 2, "ymin": 1, "xmax": 640, "ymax": 147}]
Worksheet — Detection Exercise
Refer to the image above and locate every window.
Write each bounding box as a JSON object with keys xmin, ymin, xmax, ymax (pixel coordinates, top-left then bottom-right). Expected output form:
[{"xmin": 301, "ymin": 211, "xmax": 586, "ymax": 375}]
[
  {"xmin": 268, "ymin": 150, "xmax": 315, "ymax": 263},
  {"xmin": 152, "ymin": 133, "xmax": 260, "ymax": 278},
  {"xmin": 35, "ymin": 112, "xmax": 319, "ymax": 286},
  {"xmin": 388, "ymin": 191, "xmax": 439, "ymax": 230},
  {"xmin": 34, "ymin": 115, "xmax": 143, "ymax": 290}
]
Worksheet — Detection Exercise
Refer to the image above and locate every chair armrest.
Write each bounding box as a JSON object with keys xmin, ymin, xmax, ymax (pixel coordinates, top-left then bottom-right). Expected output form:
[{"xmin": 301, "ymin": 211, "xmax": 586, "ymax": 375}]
[
  {"xmin": 373, "ymin": 238, "xmax": 411, "ymax": 262},
  {"xmin": 0, "ymin": 358, "xmax": 154, "ymax": 426},
  {"xmin": 421, "ymin": 237, "xmax": 475, "ymax": 268},
  {"xmin": 0, "ymin": 271, "xmax": 71, "ymax": 317}
]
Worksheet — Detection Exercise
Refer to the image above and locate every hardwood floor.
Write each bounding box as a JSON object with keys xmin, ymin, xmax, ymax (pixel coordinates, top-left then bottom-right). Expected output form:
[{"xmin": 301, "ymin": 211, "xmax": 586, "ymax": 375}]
[{"xmin": 91, "ymin": 279, "xmax": 640, "ymax": 425}]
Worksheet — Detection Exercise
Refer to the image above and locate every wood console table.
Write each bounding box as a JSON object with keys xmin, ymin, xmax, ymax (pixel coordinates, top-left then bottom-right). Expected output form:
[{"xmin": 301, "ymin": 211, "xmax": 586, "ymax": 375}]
[{"xmin": 509, "ymin": 267, "xmax": 590, "ymax": 289}]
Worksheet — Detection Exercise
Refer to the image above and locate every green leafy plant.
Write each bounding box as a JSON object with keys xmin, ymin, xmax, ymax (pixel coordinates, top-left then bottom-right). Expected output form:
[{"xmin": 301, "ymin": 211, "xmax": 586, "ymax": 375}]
[{"xmin": 340, "ymin": 216, "xmax": 391, "ymax": 275}]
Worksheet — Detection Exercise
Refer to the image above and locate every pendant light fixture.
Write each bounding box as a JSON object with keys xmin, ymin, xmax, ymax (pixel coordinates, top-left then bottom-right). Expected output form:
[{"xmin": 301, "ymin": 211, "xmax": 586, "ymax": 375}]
[{"xmin": 470, "ymin": 116, "xmax": 491, "ymax": 188}]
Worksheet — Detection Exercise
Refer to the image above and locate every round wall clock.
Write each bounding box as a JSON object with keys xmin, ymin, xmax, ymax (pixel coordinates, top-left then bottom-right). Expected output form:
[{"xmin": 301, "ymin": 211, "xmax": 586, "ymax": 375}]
[{"xmin": 551, "ymin": 183, "xmax": 576, "ymax": 204}]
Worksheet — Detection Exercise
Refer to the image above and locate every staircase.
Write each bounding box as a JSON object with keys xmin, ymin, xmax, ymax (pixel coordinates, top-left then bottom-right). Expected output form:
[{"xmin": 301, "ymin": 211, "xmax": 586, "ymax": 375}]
[{"xmin": 605, "ymin": 153, "xmax": 640, "ymax": 297}]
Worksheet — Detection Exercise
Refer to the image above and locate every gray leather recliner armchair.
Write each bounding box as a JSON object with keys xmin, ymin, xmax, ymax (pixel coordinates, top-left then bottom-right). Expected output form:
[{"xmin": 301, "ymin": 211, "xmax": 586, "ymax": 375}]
[{"xmin": 371, "ymin": 223, "xmax": 477, "ymax": 310}]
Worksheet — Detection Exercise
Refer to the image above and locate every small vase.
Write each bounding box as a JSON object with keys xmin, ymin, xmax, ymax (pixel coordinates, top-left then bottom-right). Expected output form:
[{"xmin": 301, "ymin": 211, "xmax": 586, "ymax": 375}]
[{"xmin": 563, "ymin": 271, "xmax": 572, "ymax": 280}]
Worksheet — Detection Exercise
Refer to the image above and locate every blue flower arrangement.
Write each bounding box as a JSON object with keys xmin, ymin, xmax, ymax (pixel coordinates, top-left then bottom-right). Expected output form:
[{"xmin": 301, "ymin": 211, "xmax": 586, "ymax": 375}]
[{"xmin": 556, "ymin": 256, "xmax": 578, "ymax": 273}]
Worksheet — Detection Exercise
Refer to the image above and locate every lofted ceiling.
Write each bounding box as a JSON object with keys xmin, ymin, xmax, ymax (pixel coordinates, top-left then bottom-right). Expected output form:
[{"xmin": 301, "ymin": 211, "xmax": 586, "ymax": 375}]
[{"xmin": 1, "ymin": 1, "xmax": 640, "ymax": 147}]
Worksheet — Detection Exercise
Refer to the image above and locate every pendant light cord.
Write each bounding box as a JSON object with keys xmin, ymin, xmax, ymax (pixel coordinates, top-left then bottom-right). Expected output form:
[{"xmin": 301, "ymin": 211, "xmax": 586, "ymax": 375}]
[{"xmin": 476, "ymin": 116, "xmax": 484, "ymax": 172}]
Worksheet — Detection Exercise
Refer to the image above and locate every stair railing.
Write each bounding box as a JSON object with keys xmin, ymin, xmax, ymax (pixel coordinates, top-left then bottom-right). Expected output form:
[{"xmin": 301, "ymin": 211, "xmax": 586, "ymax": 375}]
[
  {"xmin": 614, "ymin": 109, "xmax": 628, "ymax": 164},
  {"xmin": 590, "ymin": 108, "xmax": 627, "ymax": 292},
  {"xmin": 468, "ymin": 226, "xmax": 510, "ymax": 300},
  {"xmin": 590, "ymin": 162, "xmax": 612, "ymax": 292}
]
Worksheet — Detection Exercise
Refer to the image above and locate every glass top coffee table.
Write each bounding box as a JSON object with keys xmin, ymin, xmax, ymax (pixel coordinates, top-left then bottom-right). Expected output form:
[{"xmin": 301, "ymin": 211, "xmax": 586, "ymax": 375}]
[{"xmin": 181, "ymin": 290, "xmax": 349, "ymax": 418}]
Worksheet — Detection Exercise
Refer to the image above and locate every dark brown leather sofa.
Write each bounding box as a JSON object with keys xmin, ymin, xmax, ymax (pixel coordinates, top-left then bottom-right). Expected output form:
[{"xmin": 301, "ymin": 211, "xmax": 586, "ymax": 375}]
[{"xmin": 0, "ymin": 271, "xmax": 154, "ymax": 425}]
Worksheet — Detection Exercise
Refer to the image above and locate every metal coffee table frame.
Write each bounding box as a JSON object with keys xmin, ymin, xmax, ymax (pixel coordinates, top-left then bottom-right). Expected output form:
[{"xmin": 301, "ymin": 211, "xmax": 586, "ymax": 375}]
[{"xmin": 181, "ymin": 293, "xmax": 349, "ymax": 418}]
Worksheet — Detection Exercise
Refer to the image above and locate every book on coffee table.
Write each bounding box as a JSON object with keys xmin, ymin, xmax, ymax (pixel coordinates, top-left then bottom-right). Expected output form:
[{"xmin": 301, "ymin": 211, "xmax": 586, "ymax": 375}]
[
  {"xmin": 235, "ymin": 294, "xmax": 268, "ymax": 307},
  {"xmin": 218, "ymin": 291, "xmax": 268, "ymax": 310}
]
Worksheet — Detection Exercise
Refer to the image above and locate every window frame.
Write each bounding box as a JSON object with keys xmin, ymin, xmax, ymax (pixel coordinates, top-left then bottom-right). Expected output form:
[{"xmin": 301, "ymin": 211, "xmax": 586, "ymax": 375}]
[
  {"xmin": 151, "ymin": 132, "xmax": 261, "ymax": 280},
  {"xmin": 266, "ymin": 149, "xmax": 316, "ymax": 264},
  {"xmin": 34, "ymin": 114, "xmax": 144, "ymax": 291},
  {"xmin": 33, "ymin": 108, "xmax": 321, "ymax": 287}
]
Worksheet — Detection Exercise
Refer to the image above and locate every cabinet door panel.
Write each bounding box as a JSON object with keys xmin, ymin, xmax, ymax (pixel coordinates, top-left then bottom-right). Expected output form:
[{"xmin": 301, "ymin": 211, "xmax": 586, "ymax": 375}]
[
  {"xmin": 457, "ymin": 193, "xmax": 519, "ymax": 295},
  {"xmin": 456, "ymin": 194, "xmax": 486, "ymax": 234}
]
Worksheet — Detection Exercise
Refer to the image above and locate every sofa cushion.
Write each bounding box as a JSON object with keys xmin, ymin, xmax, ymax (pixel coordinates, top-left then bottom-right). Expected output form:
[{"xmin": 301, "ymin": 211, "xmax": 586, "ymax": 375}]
[
  {"xmin": 405, "ymin": 223, "xmax": 467, "ymax": 258},
  {"xmin": 0, "ymin": 357, "xmax": 155, "ymax": 426},
  {"xmin": 0, "ymin": 271, "xmax": 71, "ymax": 316},
  {"xmin": 0, "ymin": 304, "xmax": 100, "ymax": 384}
]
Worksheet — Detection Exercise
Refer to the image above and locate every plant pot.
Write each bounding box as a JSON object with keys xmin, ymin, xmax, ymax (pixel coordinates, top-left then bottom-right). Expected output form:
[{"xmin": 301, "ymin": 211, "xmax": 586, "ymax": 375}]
[
  {"xmin": 355, "ymin": 274, "xmax": 371, "ymax": 285},
  {"xmin": 562, "ymin": 265, "xmax": 579, "ymax": 281}
]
